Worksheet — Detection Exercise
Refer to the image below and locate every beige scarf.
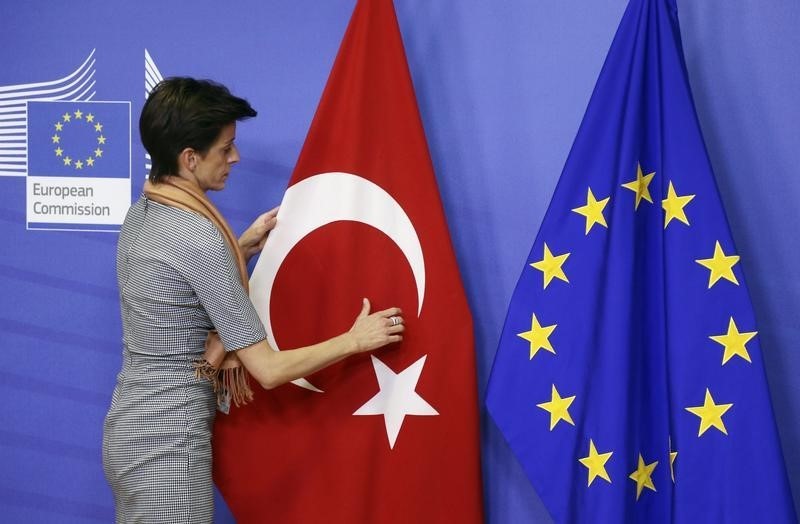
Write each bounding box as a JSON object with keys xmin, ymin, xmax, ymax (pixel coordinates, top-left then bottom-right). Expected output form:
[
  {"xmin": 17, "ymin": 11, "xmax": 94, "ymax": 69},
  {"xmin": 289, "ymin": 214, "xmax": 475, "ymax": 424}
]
[{"xmin": 144, "ymin": 176, "xmax": 254, "ymax": 408}]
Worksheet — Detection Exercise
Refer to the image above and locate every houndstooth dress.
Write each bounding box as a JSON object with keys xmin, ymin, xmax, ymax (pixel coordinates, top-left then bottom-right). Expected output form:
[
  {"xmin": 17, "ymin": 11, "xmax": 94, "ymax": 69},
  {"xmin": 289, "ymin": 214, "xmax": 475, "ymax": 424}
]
[{"xmin": 102, "ymin": 196, "xmax": 266, "ymax": 523}]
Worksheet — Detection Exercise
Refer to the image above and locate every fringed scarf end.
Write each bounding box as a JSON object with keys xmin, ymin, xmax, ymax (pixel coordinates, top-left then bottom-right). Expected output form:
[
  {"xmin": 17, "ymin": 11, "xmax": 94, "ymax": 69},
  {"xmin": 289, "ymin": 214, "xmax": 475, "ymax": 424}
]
[
  {"xmin": 221, "ymin": 365, "xmax": 254, "ymax": 408},
  {"xmin": 194, "ymin": 358, "xmax": 254, "ymax": 410},
  {"xmin": 193, "ymin": 358, "xmax": 219, "ymax": 382}
]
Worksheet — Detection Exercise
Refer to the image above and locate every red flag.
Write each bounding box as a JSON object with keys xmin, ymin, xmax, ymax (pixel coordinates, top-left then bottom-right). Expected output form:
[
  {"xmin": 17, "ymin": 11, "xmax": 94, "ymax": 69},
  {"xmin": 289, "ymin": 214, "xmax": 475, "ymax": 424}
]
[{"xmin": 213, "ymin": 1, "xmax": 484, "ymax": 522}]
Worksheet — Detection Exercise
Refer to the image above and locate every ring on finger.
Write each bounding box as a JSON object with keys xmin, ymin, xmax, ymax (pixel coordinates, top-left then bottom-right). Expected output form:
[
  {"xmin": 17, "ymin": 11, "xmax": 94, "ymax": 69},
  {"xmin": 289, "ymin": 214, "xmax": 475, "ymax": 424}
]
[{"xmin": 389, "ymin": 316, "xmax": 401, "ymax": 326}]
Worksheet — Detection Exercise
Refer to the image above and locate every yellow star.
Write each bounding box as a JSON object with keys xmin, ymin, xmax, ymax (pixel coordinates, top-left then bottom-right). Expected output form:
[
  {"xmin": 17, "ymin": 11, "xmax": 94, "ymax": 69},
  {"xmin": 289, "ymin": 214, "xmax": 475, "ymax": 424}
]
[
  {"xmin": 63, "ymin": 156, "xmax": 72, "ymax": 166},
  {"xmin": 536, "ymin": 384, "xmax": 575, "ymax": 431},
  {"xmin": 662, "ymin": 181, "xmax": 695, "ymax": 228},
  {"xmin": 54, "ymin": 122, "xmax": 63, "ymax": 131},
  {"xmin": 86, "ymin": 157, "xmax": 95, "ymax": 167},
  {"xmin": 97, "ymin": 135, "xmax": 106, "ymax": 145},
  {"xmin": 579, "ymin": 439, "xmax": 613, "ymax": 486},
  {"xmin": 74, "ymin": 160, "xmax": 84, "ymax": 170},
  {"xmin": 695, "ymin": 241, "xmax": 740, "ymax": 288},
  {"xmin": 686, "ymin": 388, "xmax": 733, "ymax": 436},
  {"xmin": 86, "ymin": 113, "xmax": 95, "ymax": 123},
  {"xmin": 51, "ymin": 134, "xmax": 60, "ymax": 144},
  {"xmin": 572, "ymin": 188, "xmax": 610, "ymax": 234},
  {"xmin": 94, "ymin": 148, "xmax": 103, "ymax": 158},
  {"xmin": 621, "ymin": 163, "xmax": 655, "ymax": 210},
  {"xmin": 62, "ymin": 112, "xmax": 71, "ymax": 122},
  {"xmin": 709, "ymin": 317, "xmax": 756, "ymax": 365},
  {"xmin": 629, "ymin": 454, "xmax": 658, "ymax": 500},
  {"xmin": 517, "ymin": 313, "xmax": 557, "ymax": 360},
  {"xmin": 54, "ymin": 147, "xmax": 63, "ymax": 157},
  {"xmin": 530, "ymin": 243, "xmax": 570, "ymax": 289},
  {"xmin": 94, "ymin": 122, "xmax": 103, "ymax": 132},
  {"xmin": 74, "ymin": 109, "xmax": 83, "ymax": 119},
  {"xmin": 669, "ymin": 436, "xmax": 677, "ymax": 482}
]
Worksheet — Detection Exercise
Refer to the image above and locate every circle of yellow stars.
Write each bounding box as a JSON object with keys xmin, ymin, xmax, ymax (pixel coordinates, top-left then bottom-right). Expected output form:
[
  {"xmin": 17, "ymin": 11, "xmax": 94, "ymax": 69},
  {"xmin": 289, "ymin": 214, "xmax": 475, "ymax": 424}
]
[
  {"xmin": 51, "ymin": 109, "xmax": 106, "ymax": 171},
  {"xmin": 520, "ymin": 160, "xmax": 758, "ymax": 501}
]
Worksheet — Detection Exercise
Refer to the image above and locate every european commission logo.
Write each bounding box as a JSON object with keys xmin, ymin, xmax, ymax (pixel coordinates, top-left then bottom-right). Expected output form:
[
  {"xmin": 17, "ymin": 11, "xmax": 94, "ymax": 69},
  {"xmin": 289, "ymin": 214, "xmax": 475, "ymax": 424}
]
[
  {"xmin": 26, "ymin": 100, "xmax": 131, "ymax": 231},
  {"xmin": 0, "ymin": 49, "xmax": 133, "ymax": 232}
]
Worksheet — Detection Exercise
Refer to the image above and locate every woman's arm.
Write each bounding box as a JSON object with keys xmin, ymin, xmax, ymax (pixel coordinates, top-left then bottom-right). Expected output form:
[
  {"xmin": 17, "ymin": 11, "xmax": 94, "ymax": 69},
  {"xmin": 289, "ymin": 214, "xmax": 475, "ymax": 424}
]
[
  {"xmin": 232, "ymin": 210, "xmax": 402, "ymax": 387},
  {"xmin": 232, "ymin": 298, "xmax": 403, "ymax": 389}
]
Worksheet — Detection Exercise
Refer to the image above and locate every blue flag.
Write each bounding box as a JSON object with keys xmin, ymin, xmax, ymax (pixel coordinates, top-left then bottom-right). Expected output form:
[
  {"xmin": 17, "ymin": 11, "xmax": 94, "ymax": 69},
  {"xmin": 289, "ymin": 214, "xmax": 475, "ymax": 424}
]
[
  {"xmin": 485, "ymin": 0, "xmax": 796, "ymax": 522},
  {"xmin": 28, "ymin": 101, "xmax": 130, "ymax": 178}
]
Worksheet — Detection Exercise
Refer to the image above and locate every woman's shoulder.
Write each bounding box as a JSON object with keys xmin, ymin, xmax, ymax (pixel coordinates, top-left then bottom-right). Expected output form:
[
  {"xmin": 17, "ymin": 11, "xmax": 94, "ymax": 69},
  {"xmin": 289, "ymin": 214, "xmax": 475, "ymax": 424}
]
[
  {"xmin": 122, "ymin": 199, "xmax": 220, "ymax": 260},
  {"xmin": 145, "ymin": 198, "xmax": 221, "ymax": 241},
  {"xmin": 121, "ymin": 196, "xmax": 229, "ymax": 265}
]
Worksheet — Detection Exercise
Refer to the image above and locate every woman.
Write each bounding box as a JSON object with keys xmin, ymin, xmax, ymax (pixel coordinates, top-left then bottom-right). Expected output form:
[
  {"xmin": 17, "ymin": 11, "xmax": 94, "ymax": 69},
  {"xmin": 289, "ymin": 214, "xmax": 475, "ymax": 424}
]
[{"xmin": 102, "ymin": 77, "xmax": 404, "ymax": 523}]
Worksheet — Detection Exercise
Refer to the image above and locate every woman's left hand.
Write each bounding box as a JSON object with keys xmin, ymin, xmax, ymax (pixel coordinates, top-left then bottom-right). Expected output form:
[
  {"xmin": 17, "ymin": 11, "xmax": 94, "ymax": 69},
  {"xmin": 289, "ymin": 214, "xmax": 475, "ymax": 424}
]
[{"xmin": 238, "ymin": 206, "xmax": 279, "ymax": 261}]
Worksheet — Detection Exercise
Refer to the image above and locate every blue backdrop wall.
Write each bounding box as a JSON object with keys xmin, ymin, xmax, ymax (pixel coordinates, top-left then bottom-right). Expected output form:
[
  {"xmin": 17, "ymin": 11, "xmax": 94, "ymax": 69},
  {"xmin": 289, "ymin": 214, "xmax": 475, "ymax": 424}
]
[{"xmin": 1, "ymin": 1, "xmax": 797, "ymax": 522}]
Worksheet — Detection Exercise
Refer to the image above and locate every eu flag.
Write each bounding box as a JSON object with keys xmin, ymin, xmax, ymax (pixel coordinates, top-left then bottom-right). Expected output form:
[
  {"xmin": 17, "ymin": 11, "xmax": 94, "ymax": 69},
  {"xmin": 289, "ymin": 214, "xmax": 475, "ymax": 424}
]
[
  {"xmin": 485, "ymin": 0, "xmax": 796, "ymax": 522},
  {"xmin": 28, "ymin": 101, "xmax": 130, "ymax": 178}
]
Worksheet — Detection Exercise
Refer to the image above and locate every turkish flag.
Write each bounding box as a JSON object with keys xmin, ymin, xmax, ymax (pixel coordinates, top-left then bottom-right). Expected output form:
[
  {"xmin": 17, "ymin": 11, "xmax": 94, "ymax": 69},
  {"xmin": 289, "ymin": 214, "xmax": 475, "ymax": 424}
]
[{"xmin": 213, "ymin": 1, "xmax": 484, "ymax": 522}]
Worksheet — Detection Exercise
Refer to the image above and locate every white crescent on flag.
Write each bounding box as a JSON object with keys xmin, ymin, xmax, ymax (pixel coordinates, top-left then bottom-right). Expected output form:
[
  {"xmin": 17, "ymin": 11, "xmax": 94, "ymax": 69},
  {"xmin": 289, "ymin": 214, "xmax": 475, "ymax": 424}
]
[
  {"xmin": 249, "ymin": 172, "xmax": 426, "ymax": 392},
  {"xmin": 0, "ymin": 49, "xmax": 96, "ymax": 177}
]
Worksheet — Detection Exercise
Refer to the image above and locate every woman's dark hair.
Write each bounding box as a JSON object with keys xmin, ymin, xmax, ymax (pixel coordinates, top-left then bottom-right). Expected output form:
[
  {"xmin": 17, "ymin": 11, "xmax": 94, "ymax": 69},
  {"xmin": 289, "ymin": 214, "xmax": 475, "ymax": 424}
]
[{"xmin": 140, "ymin": 77, "xmax": 256, "ymax": 183}]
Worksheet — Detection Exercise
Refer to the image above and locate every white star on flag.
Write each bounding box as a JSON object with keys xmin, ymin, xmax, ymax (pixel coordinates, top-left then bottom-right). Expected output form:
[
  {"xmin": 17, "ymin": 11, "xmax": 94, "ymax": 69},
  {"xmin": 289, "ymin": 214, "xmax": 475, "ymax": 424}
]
[{"xmin": 354, "ymin": 355, "xmax": 439, "ymax": 449}]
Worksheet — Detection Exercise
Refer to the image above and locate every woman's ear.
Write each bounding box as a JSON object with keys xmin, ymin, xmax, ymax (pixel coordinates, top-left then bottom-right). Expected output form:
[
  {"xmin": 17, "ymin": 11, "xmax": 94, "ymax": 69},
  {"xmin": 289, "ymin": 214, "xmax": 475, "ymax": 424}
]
[{"xmin": 177, "ymin": 147, "xmax": 196, "ymax": 174}]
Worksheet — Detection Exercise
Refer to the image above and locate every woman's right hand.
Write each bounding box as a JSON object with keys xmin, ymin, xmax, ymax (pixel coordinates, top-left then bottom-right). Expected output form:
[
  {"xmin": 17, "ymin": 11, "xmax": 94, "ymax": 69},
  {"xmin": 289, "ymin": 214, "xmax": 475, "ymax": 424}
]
[{"xmin": 348, "ymin": 298, "xmax": 404, "ymax": 353}]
